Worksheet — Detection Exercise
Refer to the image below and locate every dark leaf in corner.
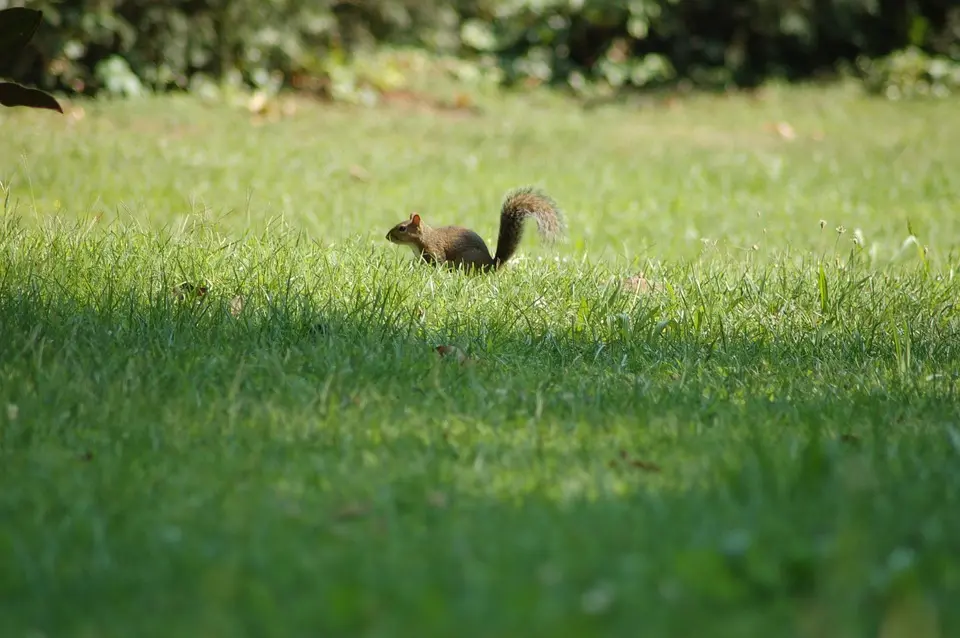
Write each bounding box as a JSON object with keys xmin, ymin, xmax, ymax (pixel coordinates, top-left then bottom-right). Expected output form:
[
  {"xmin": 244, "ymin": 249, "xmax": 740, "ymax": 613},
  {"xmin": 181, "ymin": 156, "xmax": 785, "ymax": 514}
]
[
  {"xmin": 0, "ymin": 82, "xmax": 62, "ymax": 113},
  {"xmin": 0, "ymin": 7, "xmax": 42, "ymax": 72}
]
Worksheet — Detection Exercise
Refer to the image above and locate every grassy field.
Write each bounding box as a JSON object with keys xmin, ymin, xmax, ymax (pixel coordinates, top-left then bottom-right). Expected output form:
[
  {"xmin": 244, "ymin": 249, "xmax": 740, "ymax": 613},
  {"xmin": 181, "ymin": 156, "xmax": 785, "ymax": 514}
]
[{"xmin": 2, "ymin": 81, "xmax": 960, "ymax": 637}]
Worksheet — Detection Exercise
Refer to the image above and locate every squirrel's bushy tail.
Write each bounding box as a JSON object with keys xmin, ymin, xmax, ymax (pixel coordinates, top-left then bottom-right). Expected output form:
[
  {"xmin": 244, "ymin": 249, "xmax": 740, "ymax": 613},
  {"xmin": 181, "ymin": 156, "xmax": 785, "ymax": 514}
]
[{"xmin": 493, "ymin": 186, "xmax": 564, "ymax": 267}]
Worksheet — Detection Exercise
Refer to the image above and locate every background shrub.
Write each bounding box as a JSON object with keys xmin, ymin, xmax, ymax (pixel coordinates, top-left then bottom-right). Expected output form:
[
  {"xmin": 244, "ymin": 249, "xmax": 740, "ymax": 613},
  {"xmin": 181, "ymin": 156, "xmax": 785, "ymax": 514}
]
[{"xmin": 4, "ymin": 0, "xmax": 959, "ymax": 97}]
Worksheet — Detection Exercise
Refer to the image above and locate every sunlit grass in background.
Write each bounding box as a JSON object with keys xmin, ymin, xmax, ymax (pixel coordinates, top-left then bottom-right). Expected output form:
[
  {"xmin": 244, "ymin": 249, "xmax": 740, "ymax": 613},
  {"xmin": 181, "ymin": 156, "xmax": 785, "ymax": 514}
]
[{"xmin": 1, "ymin": 82, "xmax": 959, "ymax": 637}]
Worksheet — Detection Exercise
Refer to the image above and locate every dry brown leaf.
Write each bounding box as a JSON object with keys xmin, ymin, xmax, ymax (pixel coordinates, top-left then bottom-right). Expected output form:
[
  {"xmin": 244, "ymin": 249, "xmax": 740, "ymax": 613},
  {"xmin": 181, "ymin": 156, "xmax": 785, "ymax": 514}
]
[
  {"xmin": 348, "ymin": 164, "xmax": 370, "ymax": 182},
  {"xmin": 280, "ymin": 99, "xmax": 298, "ymax": 118},
  {"xmin": 66, "ymin": 105, "xmax": 85, "ymax": 122},
  {"xmin": 777, "ymin": 122, "xmax": 796, "ymax": 140},
  {"xmin": 452, "ymin": 92, "xmax": 474, "ymax": 109},
  {"xmin": 247, "ymin": 92, "xmax": 269, "ymax": 115},
  {"xmin": 229, "ymin": 295, "xmax": 245, "ymax": 318},
  {"xmin": 622, "ymin": 272, "xmax": 659, "ymax": 293},
  {"xmin": 764, "ymin": 121, "xmax": 797, "ymax": 140}
]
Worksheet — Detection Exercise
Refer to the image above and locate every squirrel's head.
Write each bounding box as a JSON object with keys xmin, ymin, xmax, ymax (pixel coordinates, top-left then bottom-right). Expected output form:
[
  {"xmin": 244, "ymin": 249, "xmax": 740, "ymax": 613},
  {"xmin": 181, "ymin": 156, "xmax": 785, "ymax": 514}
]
[{"xmin": 386, "ymin": 212, "xmax": 423, "ymax": 245}]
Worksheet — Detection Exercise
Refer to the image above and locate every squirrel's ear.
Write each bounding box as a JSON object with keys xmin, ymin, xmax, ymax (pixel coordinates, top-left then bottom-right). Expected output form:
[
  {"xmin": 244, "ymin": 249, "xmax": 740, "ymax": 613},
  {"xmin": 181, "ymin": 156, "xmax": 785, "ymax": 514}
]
[{"xmin": 410, "ymin": 213, "xmax": 421, "ymax": 226}]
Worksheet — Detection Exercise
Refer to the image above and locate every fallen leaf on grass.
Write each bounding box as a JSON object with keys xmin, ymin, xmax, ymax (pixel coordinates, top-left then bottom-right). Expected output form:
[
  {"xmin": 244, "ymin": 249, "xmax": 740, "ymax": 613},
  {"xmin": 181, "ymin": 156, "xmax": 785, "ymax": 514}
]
[
  {"xmin": 348, "ymin": 164, "xmax": 370, "ymax": 182},
  {"xmin": 452, "ymin": 92, "xmax": 474, "ymax": 110},
  {"xmin": 229, "ymin": 295, "xmax": 245, "ymax": 317},
  {"xmin": 280, "ymin": 99, "xmax": 298, "ymax": 118},
  {"xmin": 622, "ymin": 272, "xmax": 660, "ymax": 293},
  {"xmin": 66, "ymin": 104, "xmax": 85, "ymax": 122},
  {"xmin": 246, "ymin": 93, "xmax": 300, "ymax": 125},
  {"xmin": 247, "ymin": 91, "xmax": 269, "ymax": 115},
  {"xmin": 764, "ymin": 121, "xmax": 796, "ymax": 141}
]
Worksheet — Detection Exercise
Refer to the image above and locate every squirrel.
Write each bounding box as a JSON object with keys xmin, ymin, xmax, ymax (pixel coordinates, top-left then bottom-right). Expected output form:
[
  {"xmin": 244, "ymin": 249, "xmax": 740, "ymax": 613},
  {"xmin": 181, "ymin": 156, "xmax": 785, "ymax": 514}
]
[{"xmin": 385, "ymin": 186, "xmax": 564, "ymax": 272}]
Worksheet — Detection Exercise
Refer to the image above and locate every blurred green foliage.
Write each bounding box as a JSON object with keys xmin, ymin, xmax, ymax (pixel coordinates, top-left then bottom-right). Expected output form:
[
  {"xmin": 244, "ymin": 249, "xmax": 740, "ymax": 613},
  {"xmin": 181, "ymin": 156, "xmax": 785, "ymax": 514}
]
[
  {"xmin": 860, "ymin": 47, "xmax": 960, "ymax": 100},
  {"xmin": 4, "ymin": 0, "xmax": 959, "ymax": 98}
]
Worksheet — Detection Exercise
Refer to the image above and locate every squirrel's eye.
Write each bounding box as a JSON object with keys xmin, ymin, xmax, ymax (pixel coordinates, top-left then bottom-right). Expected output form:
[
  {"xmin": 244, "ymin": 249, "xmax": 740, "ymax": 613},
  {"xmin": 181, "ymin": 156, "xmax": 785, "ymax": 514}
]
[{"xmin": 398, "ymin": 225, "xmax": 407, "ymax": 232}]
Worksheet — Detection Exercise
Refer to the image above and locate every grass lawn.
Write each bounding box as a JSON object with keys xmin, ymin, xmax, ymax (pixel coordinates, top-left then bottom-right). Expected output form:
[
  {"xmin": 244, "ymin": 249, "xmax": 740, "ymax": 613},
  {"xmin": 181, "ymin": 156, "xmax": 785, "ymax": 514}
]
[{"xmin": 2, "ymin": 81, "xmax": 960, "ymax": 637}]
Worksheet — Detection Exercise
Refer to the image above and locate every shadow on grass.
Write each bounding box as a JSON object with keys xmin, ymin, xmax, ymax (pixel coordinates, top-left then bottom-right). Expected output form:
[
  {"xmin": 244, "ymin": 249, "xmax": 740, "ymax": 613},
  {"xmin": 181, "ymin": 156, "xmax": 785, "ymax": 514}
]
[
  {"xmin": 1, "ymin": 236, "xmax": 959, "ymax": 637},
  {"xmin": 1, "ymin": 242, "xmax": 957, "ymax": 435}
]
